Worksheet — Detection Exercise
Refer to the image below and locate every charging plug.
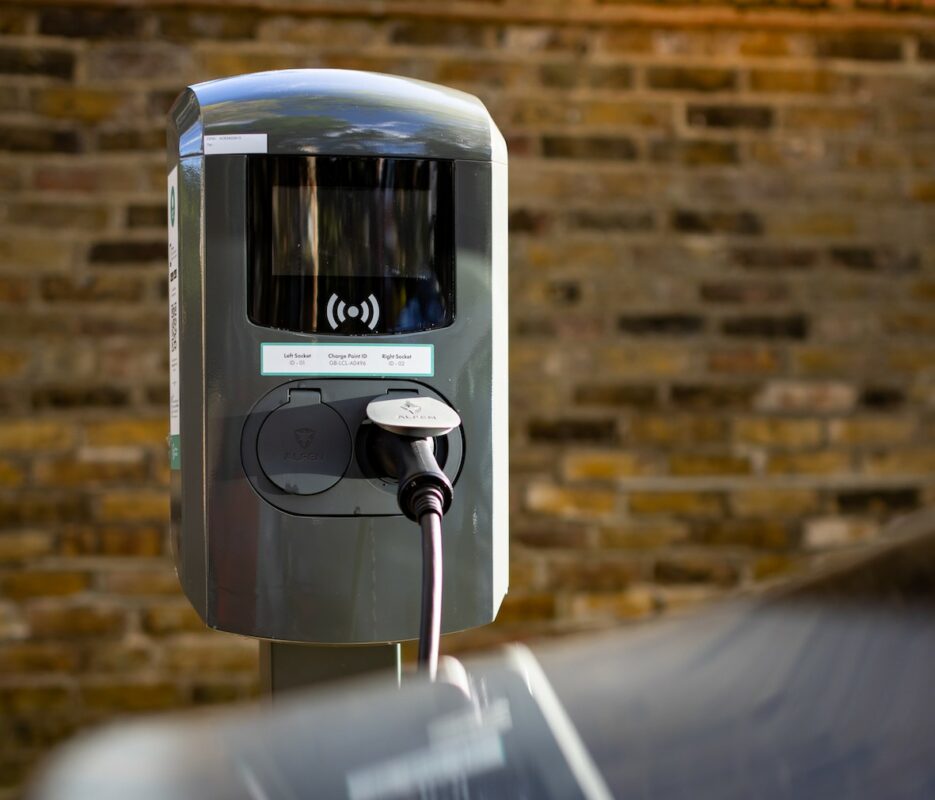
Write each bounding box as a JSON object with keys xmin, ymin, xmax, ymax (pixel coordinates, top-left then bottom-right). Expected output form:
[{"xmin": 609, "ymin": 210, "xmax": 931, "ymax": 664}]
[{"xmin": 365, "ymin": 396, "xmax": 461, "ymax": 521}]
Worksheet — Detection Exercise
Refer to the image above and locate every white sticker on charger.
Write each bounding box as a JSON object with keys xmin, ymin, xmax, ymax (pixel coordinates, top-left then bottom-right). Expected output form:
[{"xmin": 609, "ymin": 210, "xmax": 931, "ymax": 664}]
[
  {"xmin": 167, "ymin": 165, "xmax": 180, "ymax": 470},
  {"xmin": 204, "ymin": 133, "xmax": 267, "ymax": 154},
  {"xmin": 261, "ymin": 343, "xmax": 434, "ymax": 377}
]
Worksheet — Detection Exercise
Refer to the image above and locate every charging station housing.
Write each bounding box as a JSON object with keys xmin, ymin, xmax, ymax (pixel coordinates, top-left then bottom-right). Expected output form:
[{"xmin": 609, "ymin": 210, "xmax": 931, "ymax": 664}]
[{"xmin": 167, "ymin": 70, "xmax": 508, "ymax": 644}]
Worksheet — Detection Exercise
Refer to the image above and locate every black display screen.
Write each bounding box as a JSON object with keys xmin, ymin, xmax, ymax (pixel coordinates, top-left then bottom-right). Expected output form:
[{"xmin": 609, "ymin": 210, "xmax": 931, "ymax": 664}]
[{"xmin": 248, "ymin": 157, "xmax": 455, "ymax": 335}]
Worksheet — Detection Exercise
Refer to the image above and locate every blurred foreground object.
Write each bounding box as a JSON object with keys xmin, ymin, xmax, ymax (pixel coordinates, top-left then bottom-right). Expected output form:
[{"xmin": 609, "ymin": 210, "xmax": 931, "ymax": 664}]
[{"xmin": 30, "ymin": 511, "xmax": 935, "ymax": 800}]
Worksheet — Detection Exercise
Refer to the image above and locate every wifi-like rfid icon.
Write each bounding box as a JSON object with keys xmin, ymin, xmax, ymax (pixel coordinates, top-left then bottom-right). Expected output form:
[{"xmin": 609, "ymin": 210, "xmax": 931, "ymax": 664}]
[{"xmin": 326, "ymin": 293, "xmax": 380, "ymax": 331}]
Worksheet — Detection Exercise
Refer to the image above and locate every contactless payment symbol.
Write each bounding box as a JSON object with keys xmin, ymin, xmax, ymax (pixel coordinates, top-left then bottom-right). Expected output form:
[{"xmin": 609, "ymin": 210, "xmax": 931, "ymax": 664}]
[{"xmin": 326, "ymin": 293, "xmax": 380, "ymax": 331}]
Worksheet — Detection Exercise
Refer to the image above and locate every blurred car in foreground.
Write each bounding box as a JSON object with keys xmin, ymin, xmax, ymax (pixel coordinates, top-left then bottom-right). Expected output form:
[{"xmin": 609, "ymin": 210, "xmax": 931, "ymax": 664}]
[{"xmin": 30, "ymin": 510, "xmax": 935, "ymax": 800}]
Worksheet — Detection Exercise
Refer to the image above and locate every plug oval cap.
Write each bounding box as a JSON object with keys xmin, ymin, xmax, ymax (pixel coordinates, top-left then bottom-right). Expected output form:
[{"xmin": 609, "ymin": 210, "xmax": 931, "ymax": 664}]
[{"xmin": 366, "ymin": 396, "xmax": 461, "ymax": 438}]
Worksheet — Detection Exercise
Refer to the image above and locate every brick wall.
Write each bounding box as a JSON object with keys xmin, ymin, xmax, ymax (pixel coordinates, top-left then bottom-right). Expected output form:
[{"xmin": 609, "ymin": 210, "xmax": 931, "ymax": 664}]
[{"xmin": 2, "ymin": 0, "xmax": 935, "ymax": 791}]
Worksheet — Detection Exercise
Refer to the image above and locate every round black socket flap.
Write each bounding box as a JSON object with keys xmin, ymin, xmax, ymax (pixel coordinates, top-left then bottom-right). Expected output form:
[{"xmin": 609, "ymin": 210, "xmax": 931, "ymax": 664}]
[{"xmin": 257, "ymin": 390, "xmax": 351, "ymax": 495}]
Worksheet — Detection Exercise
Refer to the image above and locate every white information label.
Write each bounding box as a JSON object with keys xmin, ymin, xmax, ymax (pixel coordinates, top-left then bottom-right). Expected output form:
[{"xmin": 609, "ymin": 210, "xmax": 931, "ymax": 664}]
[
  {"xmin": 167, "ymin": 166, "xmax": 181, "ymax": 469},
  {"xmin": 204, "ymin": 133, "xmax": 268, "ymax": 155},
  {"xmin": 261, "ymin": 344, "xmax": 434, "ymax": 377}
]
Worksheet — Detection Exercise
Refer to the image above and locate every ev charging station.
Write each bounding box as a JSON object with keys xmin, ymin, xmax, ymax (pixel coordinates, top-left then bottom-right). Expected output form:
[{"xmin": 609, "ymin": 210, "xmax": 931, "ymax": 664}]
[{"xmin": 167, "ymin": 70, "xmax": 508, "ymax": 687}]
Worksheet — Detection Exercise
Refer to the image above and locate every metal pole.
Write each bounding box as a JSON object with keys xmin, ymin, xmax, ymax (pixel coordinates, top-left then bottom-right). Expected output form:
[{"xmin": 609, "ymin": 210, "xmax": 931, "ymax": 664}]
[{"xmin": 259, "ymin": 642, "xmax": 402, "ymax": 695}]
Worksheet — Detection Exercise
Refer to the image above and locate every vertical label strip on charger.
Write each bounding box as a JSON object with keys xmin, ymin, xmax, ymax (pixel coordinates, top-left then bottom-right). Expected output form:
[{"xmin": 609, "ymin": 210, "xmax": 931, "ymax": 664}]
[
  {"xmin": 167, "ymin": 166, "xmax": 181, "ymax": 469},
  {"xmin": 261, "ymin": 343, "xmax": 434, "ymax": 377}
]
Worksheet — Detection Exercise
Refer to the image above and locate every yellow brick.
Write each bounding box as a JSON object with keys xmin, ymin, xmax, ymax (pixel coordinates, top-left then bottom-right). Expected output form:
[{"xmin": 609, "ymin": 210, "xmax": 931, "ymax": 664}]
[
  {"xmin": 0, "ymin": 685, "xmax": 72, "ymax": 714},
  {"xmin": 863, "ymin": 449, "xmax": 935, "ymax": 476},
  {"xmin": 510, "ymin": 447, "xmax": 557, "ymax": 475},
  {"xmin": 104, "ymin": 526, "xmax": 165, "ymax": 557},
  {"xmin": 599, "ymin": 521, "xmax": 688, "ymax": 550},
  {"xmin": 670, "ymin": 453, "xmax": 750, "ymax": 476},
  {"xmin": 578, "ymin": 100, "xmax": 670, "ymax": 128},
  {"xmin": 164, "ymin": 637, "xmax": 257, "ymax": 672},
  {"xmin": 910, "ymin": 180, "xmax": 935, "ymax": 203},
  {"xmin": 628, "ymin": 491, "xmax": 722, "ymax": 516},
  {"xmin": 86, "ymin": 642, "xmax": 152, "ymax": 672},
  {"xmin": 85, "ymin": 418, "xmax": 168, "ymax": 447},
  {"xmin": 708, "ymin": 348, "xmax": 780, "ymax": 375},
  {"xmin": 0, "ymin": 420, "xmax": 75, "ymax": 452},
  {"xmin": 0, "ymin": 350, "xmax": 28, "ymax": 378},
  {"xmin": 884, "ymin": 313, "xmax": 935, "ymax": 336},
  {"xmin": 568, "ymin": 587, "xmax": 656, "ymax": 621},
  {"xmin": 35, "ymin": 88, "xmax": 126, "ymax": 122},
  {"xmin": 599, "ymin": 346, "xmax": 691, "ymax": 378},
  {"xmin": 563, "ymin": 451, "xmax": 654, "ymax": 481},
  {"xmin": 526, "ymin": 240, "xmax": 617, "ymax": 270},
  {"xmin": 656, "ymin": 554, "xmax": 738, "ymax": 585},
  {"xmin": 829, "ymin": 417, "xmax": 914, "ymax": 445},
  {"xmin": 0, "ymin": 643, "xmax": 78, "ymax": 673},
  {"xmin": 735, "ymin": 418, "xmax": 823, "ymax": 448},
  {"xmin": 656, "ymin": 585, "xmax": 723, "ymax": 612},
  {"xmin": 511, "ymin": 168, "xmax": 657, "ymax": 205},
  {"xmin": 752, "ymin": 554, "xmax": 801, "ymax": 581},
  {"xmin": 887, "ymin": 348, "xmax": 935, "ymax": 374},
  {"xmin": 549, "ymin": 557, "xmax": 641, "ymax": 591},
  {"xmin": 199, "ymin": 51, "xmax": 306, "ymax": 77},
  {"xmin": 750, "ymin": 69, "xmax": 836, "ymax": 94},
  {"xmin": 142, "ymin": 603, "xmax": 205, "ymax": 635},
  {"xmin": 850, "ymin": 142, "xmax": 903, "ymax": 170},
  {"xmin": 770, "ymin": 212, "xmax": 856, "ymax": 237},
  {"xmin": 600, "ymin": 29, "xmax": 654, "ymax": 53},
  {"xmin": 510, "ymin": 342, "xmax": 548, "ymax": 375},
  {"xmin": 98, "ymin": 490, "xmax": 169, "ymax": 523},
  {"xmin": 2, "ymin": 571, "xmax": 89, "ymax": 599},
  {"xmin": 767, "ymin": 451, "xmax": 851, "ymax": 475},
  {"xmin": 28, "ymin": 604, "xmax": 125, "ymax": 639},
  {"xmin": 509, "ymin": 558, "xmax": 539, "ymax": 590},
  {"xmin": 81, "ymin": 682, "xmax": 182, "ymax": 712},
  {"xmin": 514, "ymin": 524, "xmax": 592, "ymax": 549},
  {"xmin": 510, "ymin": 98, "xmax": 576, "ymax": 126},
  {"xmin": 100, "ymin": 569, "xmax": 179, "ymax": 595},
  {"xmin": 437, "ymin": 60, "xmax": 529, "ymax": 88},
  {"xmin": 910, "ymin": 280, "xmax": 935, "ymax": 301},
  {"xmin": 794, "ymin": 347, "xmax": 862, "ymax": 376},
  {"xmin": 526, "ymin": 484, "xmax": 617, "ymax": 518},
  {"xmin": 695, "ymin": 519, "xmax": 790, "ymax": 549},
  {"xmin": 630, "ymin": 415, "xmax": 726, "ymax": 445},
  {"xmin": 494, "ymin": 592, "xmax": 556, "ymax": 624},
  {"xmin": 0, "ymin": 459, "xmax": 24, "ymax": 487},
  {"xmin": 0, "ymin": 531, "xmax": 54, "ymax": 563},
  {"xmin": 738, "ymin": 32, "xmax": 795, "ymax": 57},
  {"xmin": 784, "ymin": 106, "xmax": 874, "ymax": 131},
  {"xmin": 257, "ymin": 17, "xmax": 381, "ymax": 46},
  {"xmin": 0, "ymin": 236, "xmax": 72, "ymax": 270},
  {"xmin": 34, "ymin": 457, "xmax": 148, "ymax": 486},
  {"xmin": 755, "ymin": 380, "xmax": 856, "ymax": 413},
  {"xmin": 730, "ymin": 488, "xmax": 820, "ymax": 516}
]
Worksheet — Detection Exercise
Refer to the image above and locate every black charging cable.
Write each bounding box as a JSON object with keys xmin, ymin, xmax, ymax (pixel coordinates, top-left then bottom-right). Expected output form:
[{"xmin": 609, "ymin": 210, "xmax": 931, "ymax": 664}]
[
  {"xmin": 367, "ymin": 428, "xmax": 452, "ymax": 679},
  {"xmin": 410, "ymin": 481, "xmax": 446, "ymax": 677},
  {"xmin": 365, "ymin": 397, "xmax": 460, "ymax": 681}
]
